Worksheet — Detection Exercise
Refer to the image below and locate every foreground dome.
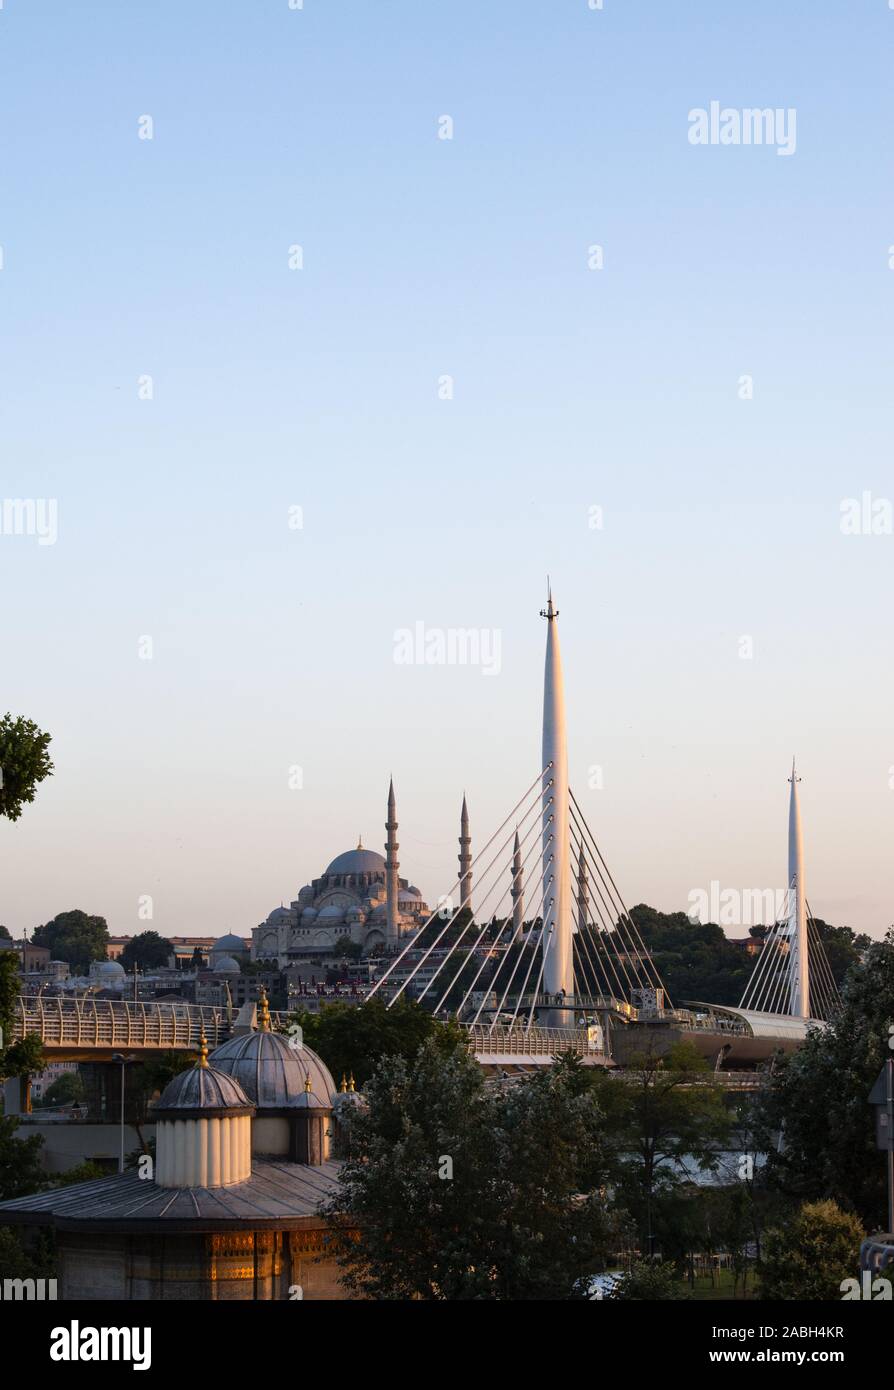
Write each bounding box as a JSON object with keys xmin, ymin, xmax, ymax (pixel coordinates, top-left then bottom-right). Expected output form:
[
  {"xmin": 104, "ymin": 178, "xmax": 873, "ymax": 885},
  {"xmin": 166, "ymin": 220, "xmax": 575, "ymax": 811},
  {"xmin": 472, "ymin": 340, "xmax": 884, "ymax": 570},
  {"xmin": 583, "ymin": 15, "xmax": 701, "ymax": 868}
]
[{"xmin": 209, "ymin": 993, "xmax": 337, "ymax": 1108}]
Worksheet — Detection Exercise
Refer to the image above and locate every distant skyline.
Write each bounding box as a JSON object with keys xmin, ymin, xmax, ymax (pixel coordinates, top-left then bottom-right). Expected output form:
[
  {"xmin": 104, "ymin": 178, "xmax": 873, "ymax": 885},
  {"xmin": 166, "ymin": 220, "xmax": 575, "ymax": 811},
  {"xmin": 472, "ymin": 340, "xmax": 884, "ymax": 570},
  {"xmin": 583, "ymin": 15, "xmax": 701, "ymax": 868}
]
[{"xmin": 1, "ymin": 2, "xmax": 891, "ymax": 940}]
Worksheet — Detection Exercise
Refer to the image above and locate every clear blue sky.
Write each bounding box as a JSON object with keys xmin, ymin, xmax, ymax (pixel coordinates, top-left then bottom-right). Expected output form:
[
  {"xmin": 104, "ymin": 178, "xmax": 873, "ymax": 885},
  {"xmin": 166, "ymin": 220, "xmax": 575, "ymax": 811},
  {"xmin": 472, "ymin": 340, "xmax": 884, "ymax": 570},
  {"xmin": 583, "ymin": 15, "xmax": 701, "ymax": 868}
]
[{"xmin": 2, "ymin": 1, "xmax": 891, "ymax": 940}]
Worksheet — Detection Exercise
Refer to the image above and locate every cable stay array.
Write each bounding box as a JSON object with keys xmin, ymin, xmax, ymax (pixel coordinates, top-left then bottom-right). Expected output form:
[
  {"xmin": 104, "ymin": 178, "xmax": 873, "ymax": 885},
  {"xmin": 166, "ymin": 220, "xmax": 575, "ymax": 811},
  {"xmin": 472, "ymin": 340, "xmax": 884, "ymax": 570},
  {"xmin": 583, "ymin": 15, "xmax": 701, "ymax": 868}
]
[
  {"xmin": 738, "ymin": 884, "xmax": 841, "ymax": 1021},
  {"xmin": 365, "ymin": 769, "xmax": 672, "ymax": 1033}
]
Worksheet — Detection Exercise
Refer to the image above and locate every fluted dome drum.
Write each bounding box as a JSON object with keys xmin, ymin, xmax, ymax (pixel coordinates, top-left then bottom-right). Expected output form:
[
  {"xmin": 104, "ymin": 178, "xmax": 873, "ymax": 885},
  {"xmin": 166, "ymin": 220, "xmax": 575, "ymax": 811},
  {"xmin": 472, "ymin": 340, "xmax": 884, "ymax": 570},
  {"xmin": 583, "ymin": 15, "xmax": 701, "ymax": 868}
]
[{"xmin": 154, "ymin": 1042, "xmax": 255, "ymax": 1190}]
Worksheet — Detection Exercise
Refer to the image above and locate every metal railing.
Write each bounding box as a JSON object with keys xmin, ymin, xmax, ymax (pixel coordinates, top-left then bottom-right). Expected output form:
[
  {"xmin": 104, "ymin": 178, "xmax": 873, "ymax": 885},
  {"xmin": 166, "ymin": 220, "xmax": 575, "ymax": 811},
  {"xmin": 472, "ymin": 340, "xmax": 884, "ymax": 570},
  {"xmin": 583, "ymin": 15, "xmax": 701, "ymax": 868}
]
[
  {"xmin": 12, "ymin": 995, "xmax": 290, "ymax": 1051},
  {"xmin": 461, "ymin": 1023, "xmax": 603, "ymax": 1057}
]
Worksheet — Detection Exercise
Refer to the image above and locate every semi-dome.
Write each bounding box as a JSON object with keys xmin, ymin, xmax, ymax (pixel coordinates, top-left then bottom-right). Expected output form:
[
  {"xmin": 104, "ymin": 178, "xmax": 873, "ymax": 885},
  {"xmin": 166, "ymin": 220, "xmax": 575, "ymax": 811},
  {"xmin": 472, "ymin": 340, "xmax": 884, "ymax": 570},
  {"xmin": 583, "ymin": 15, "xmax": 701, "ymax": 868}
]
[
  {"xmin": 317, "ymin": 904, "xmax": 346, "ymax": 920},
  {"xmin": 324, "ymin": 845, "xmax": 386, "ymax": 877}
]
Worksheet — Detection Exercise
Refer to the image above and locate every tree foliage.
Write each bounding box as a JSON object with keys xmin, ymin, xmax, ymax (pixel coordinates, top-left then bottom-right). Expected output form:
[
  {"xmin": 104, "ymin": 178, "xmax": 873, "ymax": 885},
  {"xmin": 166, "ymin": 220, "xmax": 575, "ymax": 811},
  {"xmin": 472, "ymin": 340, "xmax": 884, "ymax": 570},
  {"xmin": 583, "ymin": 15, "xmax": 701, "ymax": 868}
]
[
  {"xmin": 32, "ymin": 910, "xmax": 110, "ymax": 974},
  {"xmin": 0, "ymin": 950, "xmax": 44, "ymax": 1081},
  {"xmin": 608, "ymin": 1259, "xmax": 690, "ymax": 1300},
  {"xmin": 325, "ymin": 1035, "xmax": 613, "ymax": 1299},
  {"xmin": 0, "ymin": 713, "xmax": 54, "ymax": 823},
  {"xmin": 751, "ymin": 928, "xmax": 894, "ymax": 1228},
  {"xmin": 120, "ymin": 931, "xmax": 172, "ymax": 972},
  {"xmin": 0, "ymin": 1114, "xmax": 46, "ymax": 1200},
  {"xmin": 289, "ymin": 997, "xmax": 443, "ymax": 1086},
  {"xmin": 759, "ymin": 1200, "xmax": 864, "ymax": 1301}
]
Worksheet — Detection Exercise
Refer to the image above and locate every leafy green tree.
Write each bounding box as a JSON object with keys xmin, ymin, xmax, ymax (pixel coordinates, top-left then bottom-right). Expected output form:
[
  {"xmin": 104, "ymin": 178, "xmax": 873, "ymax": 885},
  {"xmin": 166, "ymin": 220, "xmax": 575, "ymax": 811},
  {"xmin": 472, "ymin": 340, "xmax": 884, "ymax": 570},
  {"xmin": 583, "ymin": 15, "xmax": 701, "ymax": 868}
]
[
  {"xmin": 289, "ymin": 996, "xmax": 441, "ymax": 1086},
  {"xmin": 0, "ymin": 1225, "xmax": 55, "ymax": 1280},
  {"xmin": 0, "ymin": 1114, "xmax": 46, "ymax": 1200},
  {"xmin": 39, "ymin": 1071, "xmax": 85, "ymax": 1108},
  {"xmin": 589, "ymin": 1039, "xmax": 732, "ymax": 1256},
  {"xmin": 751, "ymin": 928, "xmax": 894, "ymax": 1228},
  {"xmin": 759, "ymin": 1200, "xmax": 864, "ymax": 1301},
  {"xmin": 608, "ymin": 1259, "xmax": 689, "ymax": 1300},
  {"xmin": 0, "ymin": 713, "xmax": 54, "ymax": 822},
  {"xmin": 0, "ymin": 925, "xmax": 11, "ymax": 940},
  {"xmin": 324, "ymin": 1035, "xmax": 613, "ymax": 1299},
  {"xmin": 624, "ymin": 905, "xmax": 753, "ymax": 1006},
  {"xmin": 809, "ymin": 919, "xmax": 871, "ymax": 991},
  {"xmin": 32, "ymin": 910, "xmax": 110, "ymax": 974},
  {"xmin": 333, "ymin": 937, "xmax": 364, "ymax": 961},
  {"xmin": 120, "ymin": 931, "xmax": 172, "ymax": 972},
  {"xmin": 0, "ymin": 950, "xmax": 44, "ymax": 1081}
]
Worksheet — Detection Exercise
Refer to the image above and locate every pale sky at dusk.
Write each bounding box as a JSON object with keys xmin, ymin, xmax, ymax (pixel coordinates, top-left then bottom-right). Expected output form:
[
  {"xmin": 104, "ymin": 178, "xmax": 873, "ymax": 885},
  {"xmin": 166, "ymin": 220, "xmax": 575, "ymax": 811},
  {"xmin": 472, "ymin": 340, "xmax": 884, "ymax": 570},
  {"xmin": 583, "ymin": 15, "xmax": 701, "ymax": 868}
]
[{"xmin": 1, "ymin": 1, "xmax": 891, "ymax": 941}]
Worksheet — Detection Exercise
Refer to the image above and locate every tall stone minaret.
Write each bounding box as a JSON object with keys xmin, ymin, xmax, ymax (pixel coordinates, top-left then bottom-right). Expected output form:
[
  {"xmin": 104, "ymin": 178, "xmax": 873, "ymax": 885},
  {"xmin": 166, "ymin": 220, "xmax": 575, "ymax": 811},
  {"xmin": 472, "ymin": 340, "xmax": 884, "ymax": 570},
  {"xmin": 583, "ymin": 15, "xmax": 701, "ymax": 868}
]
[
  {"xmin": 787, "ymin": 759, "xmax": 809, "ymax": 1018},
  {"xmin": 458, "ymin": 794, "xmax": 473, "ymax": 917},
  {"xmin": 541, "ymin": 586, "xmax": 574, "ymax": 1025},
  {"xmin": 385, "ymin": 778, "xmax": 400, "ymax": 948},
  {"xmin": 510, "ymin": 829, "xmax": 525, "ymax": 932},
  {"xmin": 576, "ymin": 842, "xmax": 589, "ymax": 930}
]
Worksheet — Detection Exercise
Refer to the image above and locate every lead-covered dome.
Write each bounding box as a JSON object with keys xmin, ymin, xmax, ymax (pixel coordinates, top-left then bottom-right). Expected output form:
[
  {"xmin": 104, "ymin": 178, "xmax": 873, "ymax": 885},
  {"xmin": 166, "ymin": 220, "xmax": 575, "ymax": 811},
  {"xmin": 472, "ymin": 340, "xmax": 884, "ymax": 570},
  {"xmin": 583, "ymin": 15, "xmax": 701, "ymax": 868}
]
[
  {"xmin": 209, "ymin": 1030, "xmax": 336, "ymax": 1108},
  {"xmin": 155, "ymin": 1058, "xmax": 254, "ymax": 1118},
  {"xmin": 324, "ymin": 846, "xmax": 386, "ymax": 876}
]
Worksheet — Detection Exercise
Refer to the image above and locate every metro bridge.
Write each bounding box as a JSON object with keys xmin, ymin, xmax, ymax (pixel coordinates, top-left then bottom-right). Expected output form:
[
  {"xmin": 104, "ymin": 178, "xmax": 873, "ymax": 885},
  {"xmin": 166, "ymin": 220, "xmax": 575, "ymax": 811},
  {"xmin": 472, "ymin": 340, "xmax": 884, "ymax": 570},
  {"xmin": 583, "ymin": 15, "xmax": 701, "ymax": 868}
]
[{"xmin": 7, "ymin": 589, "xmax": 839, "ymax": 1094}]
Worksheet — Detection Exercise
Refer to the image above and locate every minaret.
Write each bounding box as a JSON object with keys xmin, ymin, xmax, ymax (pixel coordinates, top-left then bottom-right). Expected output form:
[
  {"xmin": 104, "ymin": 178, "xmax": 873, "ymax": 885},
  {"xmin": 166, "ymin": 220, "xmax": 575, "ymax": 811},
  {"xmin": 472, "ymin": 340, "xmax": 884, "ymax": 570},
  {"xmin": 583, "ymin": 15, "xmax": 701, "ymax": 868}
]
[
  {"xmin": 576, "ymin": 842, "xmax": 589, "ymax": 930},
  {"xmin": 510, "ymin": 829, "xmax": 525, "ymax": 932},
  {"xmin": 458, "ymin": 794, "xmax": 473, "ymax": 917},
  {"xmin": 787, "ymin": 759, "xmax": 810, "ymax": 1018},
  {"xmin": 385, "ymin": 778, "xmax": 400, "ymax": 949},
  {"xmin": 541, "ymin": 586, "xmax": 574, "ymax": 1025}
]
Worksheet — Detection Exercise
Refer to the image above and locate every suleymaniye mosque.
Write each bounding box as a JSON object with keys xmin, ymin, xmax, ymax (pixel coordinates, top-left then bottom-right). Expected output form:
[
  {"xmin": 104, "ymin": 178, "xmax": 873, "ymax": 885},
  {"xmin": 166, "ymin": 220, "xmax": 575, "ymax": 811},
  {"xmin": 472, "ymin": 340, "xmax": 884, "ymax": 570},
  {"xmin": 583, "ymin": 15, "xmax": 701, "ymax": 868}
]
[{"xmin": 250, "ymin": 782, "xmax": 472, "ymax": 964}]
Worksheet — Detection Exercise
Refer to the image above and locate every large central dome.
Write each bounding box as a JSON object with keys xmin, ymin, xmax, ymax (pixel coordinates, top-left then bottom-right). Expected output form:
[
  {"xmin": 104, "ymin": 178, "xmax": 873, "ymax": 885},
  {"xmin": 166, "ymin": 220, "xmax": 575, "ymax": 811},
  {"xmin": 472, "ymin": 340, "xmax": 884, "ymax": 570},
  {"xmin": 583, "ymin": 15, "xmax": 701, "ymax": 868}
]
[{"xmin": 324, "ymin": 845, "xmax": 386, "ymax": 876}]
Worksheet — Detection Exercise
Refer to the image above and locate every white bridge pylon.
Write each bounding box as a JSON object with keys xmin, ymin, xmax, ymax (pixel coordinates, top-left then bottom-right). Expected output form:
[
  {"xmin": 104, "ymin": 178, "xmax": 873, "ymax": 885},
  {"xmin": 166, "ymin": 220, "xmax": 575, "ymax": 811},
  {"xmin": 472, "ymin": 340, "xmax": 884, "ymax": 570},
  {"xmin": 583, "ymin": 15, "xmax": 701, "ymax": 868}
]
[
  {"xmin": 368, "ymin": 590, "xmax": 672, "ymax": 1032},
  {"xmin": 738, "ymin": 763, "xmax": 840, "ymax": 1023}
]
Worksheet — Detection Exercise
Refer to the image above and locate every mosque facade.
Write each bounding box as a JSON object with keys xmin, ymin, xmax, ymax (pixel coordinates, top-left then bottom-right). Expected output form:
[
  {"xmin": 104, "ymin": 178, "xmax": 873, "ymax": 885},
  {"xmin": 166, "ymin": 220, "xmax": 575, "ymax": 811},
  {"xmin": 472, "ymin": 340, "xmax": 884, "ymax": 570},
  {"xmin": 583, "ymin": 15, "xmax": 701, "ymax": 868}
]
[{"xmin": 251, "ymin": 783, "xmax": 472, "ymax": 964}]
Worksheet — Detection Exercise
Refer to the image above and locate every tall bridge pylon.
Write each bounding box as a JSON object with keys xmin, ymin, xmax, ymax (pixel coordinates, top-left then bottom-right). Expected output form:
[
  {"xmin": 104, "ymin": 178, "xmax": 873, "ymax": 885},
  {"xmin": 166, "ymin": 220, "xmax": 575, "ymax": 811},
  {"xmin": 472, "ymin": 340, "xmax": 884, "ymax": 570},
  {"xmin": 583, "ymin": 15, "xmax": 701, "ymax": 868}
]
[
  {"xmin": 738, "ymin": 763, "xmax": 840, "ymax": 1023},
  {"xmin": 367, "ymin": 589, "xmax": 672, "ymax": 1034}
]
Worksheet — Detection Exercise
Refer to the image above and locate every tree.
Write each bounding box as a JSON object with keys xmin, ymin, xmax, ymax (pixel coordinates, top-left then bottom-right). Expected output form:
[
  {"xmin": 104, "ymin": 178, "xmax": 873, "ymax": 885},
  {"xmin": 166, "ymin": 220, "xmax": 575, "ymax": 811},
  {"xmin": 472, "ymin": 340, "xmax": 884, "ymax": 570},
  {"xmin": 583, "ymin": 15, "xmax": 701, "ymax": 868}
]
[
  {"xmin": 589, "ymin": 1039, "xmax": 732, "ymax": 1257},
  {"xmin": 0, "ymin": 1114, "xmax": 46, "ymax": 1200},
  {"xmin": 624, "ymin": 905, "xmax": 754, "ymax": 1007},
  {"xmin": 0, "ymin": 950, "xmax": 44, "ymax": 1082},
  {"xmin": 751, "ymin": 928, "xmax": 894, "ymax": 1228},
  {"xmin": 332, "ymin": 936, "xmax": 363, "ymax": 961},
  {"xmin": 0, "ymin": 925, "xmax": 11, "ymax": 940},
  {"xmin": 32, "ymin": 910, "xmax": 110, "ymax": 974},
  {"xmin": 39, "ymin": 1071, "xmax": 85, "ymax": 1108},
  {"xmin": 120, "ymin": 931, "xmax": 172, "ymax": 972},
  {"xmin": 759, "ymin": 1200, "xmax": 864, "ymax": 1301},
  {"xmin": 324, "ymin": 1035, "xmax": 613, "ymax": 1299},
  {"xmin": 0, "ymin": 713, "xmax": 54, "ymax": 822},
  {"xmin": 608, "ymin": 1259, "xmax": 689, "ymax": 1300},
  {"xmin": 289, "ymin": 997, "xmax": 441, "ymax": 1086}
]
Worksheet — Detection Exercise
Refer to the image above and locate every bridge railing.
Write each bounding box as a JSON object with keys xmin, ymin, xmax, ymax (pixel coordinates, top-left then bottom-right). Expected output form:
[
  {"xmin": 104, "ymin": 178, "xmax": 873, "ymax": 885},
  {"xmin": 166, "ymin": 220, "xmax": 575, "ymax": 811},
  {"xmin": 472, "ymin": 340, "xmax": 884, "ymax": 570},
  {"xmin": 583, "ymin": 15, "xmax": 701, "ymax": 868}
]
[
  {"xmin": 461, "ymin": 1023, "xmax": 603, "ymax": 1057},
  {"xmin": 13, "ymin": 996, "xmax": 234, "ymax": 1050}
]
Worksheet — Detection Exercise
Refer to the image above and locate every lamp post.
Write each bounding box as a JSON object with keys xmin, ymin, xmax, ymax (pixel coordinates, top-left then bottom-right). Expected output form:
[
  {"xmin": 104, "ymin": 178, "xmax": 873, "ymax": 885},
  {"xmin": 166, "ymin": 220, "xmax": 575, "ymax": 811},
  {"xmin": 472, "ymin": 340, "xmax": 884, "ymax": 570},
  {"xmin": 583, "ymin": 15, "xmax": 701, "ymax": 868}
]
[{"xmin": 111, "ymin": 1053, "xmax": 136, "ymax": 1174}]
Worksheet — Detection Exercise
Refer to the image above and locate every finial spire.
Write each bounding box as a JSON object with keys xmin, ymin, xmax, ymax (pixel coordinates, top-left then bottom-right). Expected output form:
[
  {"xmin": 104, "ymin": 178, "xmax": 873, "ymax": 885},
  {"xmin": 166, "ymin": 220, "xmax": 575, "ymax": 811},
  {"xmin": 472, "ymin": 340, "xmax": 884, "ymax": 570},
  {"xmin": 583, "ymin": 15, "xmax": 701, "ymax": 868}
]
[
  {"xmin": 257, "ymin": 984, "xmax": 271, "ymax": 1032},
  {"xmin": 304, "ymin": 1072, "xmax": 313, "ymax": 1093},
  {"xmin": 198, "ymin": 1032, "xmax": 209, "ymax": 1068},
  {"xmin": 540, "ymin": 579, "xmax": 558, "ymax": 620},
  {"xmin": 348, "ymin": 1072, "xmax": 356, "ymax": 1093},
  {"xmin": 339, "ymin": 1073, "xmax": 347, "ymax": 1093}
]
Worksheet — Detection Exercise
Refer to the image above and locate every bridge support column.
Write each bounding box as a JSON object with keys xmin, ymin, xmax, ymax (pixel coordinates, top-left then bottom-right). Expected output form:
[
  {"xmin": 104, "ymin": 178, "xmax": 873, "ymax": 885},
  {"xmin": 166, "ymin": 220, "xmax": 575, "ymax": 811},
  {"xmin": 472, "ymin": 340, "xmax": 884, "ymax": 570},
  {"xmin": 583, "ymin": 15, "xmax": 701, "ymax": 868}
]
[
  {"xmin": 540, "ymin": 589, "xmax": 575, "ymax": 1029},
  {"xmin": 3, "ymin": 1075, "xmax": 30, "ymax": 1116}
]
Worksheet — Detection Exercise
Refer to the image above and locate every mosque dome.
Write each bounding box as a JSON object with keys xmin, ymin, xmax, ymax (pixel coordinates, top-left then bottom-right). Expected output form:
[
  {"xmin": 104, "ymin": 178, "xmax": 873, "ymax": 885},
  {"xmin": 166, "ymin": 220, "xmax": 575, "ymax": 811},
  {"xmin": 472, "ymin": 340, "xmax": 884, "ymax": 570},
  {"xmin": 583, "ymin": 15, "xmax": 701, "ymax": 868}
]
[
  {"xmin": 155, "ymin": 1057, "xmax": 253, "ymax": 1118},
  {"xmin": 317, "ymin": 904, "xmax": 346, "ymax": 921},
  {"xmin": 93, "ymin": 960, "xmax": 125, "ymax": 978},
  {"xmin": 301, "ymin": 908, "xmax": 318, "ymax": 923},
  {"xmin": 324, "ymin": 845, "xmax": 386, "ymax": 877},
  {"xmin": 213, "ymin": 955, "xmax": 241, "ymax": 974},
  {"xmin": 210, "ymin": 1028, "xmax": 336, "ymax": 1108},
  {"xmin": 266, "ymin": 907, "xmax": 292, "ymax": 926},
  {"xmin": 214, "ymin": 933, "xmax": 246, "ymax": 954}
]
